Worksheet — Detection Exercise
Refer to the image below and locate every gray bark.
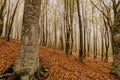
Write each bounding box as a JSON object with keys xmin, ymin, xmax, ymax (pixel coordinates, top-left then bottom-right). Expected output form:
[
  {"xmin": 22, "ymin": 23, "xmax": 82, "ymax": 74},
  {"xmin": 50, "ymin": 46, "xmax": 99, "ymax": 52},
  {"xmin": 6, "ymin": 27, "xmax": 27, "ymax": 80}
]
[
  {"xmin": 111, "ymin": 1, "xmax": 120, "ymax": 78},
  {"xmin": 0, "ymin": 0, "xmax": 6, "ymax": 37},
  {"xmin": 76, "ymin": 0, "xmax": 83, "ymax": 61},
  {"xmin": 14, "ymin": 0, "xmax": 41, "ymax": 80}
]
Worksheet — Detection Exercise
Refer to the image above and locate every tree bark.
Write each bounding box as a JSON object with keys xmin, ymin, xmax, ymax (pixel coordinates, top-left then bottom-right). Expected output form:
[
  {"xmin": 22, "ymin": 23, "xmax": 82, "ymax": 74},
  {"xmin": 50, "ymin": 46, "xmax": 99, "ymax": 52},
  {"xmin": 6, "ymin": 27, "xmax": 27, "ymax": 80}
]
[
  {"xmin": 64, "ymin": 0, "xmax": 72, "ymax": 55},
  {"xmin": 103, "ymin": 17, "xmax": 109, "ymax": 62},
  {"xmin": 111, "ymin": 1, "xmax": 120, "ymax": 78},
  {"xmin": 0, "ymin": 0, "xmax": 6, "ymax": 37},
  {"xmin": 76, "ymin": 0, "xmax": 83, "ymax": 61},
  {"xmin": 6, "ymin": 0, "xmax": 19, "ymax": 41},
  {"xmin": 87, "ymin": 29, "xmax": 91, "ymax": 57},
  {"xmin": 14, "ymin": 0, "xmax": 41, "ymax": 80}
]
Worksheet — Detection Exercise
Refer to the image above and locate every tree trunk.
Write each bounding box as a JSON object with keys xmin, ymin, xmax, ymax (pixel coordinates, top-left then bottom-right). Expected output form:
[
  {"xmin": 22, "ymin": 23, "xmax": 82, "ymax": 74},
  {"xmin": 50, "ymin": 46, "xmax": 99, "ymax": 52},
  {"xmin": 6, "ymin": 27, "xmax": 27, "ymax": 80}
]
[
  {"xmin": 42, "ymin": 12, "xmax": 46, "ymax": 46},
  {"xmin": 91, "ymin": 6, "xmax": 96, "ymax": 59},
  {"xmin": 69, "ymin": 0, "xmax": 74, "ymax": 55},
  {"xmin": 111, "ymin": 2, "xmax": 120, "ymax": 78},
  {"xmin": 45, "ymin": 0, "xmax": 48, "ymax": 46},
  {"xmin": 54, "ymin": 11, "xmax": 57, "ymax": 49},
  {"xmin": 76, "ymin": 0, "xmax": 83, "ymax": 61},
  {"xmin": 101, "ymin": 35, "xmax": 104, "ymax": 61},
  {"xmin": 6, "ymin": 0, "xmax": 19, "ymax": 41},
  {"xmin": 81, "ymin": 0, "xmax": 87, "ymax": 58},
  {"xmin": 87, "ymin": 29, "xmax": 91, "ymax": 57},
  {"xmin": 14, "ymin": 0, "xmax": 41, "ymax": 80},
  {"xmin": 0, "ymin": 0, "xmax": 6, "ymax": 37},
  {"xmin": 95, "ymin": 26, "xmax": 98, "ymax": 58},
  {"xmin": 64, "ymin": 0, "xmax": 71, "ymax": 55},
  {"xmin": 60, "ymin": 24, "xmax": 64, "ymax": 50}
]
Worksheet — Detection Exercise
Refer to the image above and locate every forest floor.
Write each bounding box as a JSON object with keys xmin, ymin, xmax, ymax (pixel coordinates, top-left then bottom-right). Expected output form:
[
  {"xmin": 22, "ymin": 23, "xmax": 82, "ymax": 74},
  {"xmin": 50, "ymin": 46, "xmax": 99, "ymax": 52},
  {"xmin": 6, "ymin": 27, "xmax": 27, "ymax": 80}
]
[{"xmin": 0, "ymin": 39, "xmax": 117, "ymax": 80}]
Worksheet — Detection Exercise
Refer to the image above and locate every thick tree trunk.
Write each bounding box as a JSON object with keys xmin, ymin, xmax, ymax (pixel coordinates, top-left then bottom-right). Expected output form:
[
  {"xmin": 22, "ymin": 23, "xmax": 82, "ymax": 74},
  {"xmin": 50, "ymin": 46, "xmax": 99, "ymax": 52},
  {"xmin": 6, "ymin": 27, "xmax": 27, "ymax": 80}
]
[
  {"xmin": 14, "ymin": 0, "xmax": 41, "ymax": 80},
  {"xmin": 111, "ymin": 5, "xmax": 120, "ymax": 78}
]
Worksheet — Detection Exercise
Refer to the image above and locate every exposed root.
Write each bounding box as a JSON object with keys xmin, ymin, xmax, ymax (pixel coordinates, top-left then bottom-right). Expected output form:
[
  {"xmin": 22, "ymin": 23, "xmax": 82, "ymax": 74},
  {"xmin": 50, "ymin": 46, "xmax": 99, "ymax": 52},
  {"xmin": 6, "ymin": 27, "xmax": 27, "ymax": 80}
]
[
  {"xmin": 0, "ymin": 72, "xmax": 15, "ymax": 79},
  {"xmin": 0, "ymin": 64, "xmax": 14, "ymax": 79},
  {"xmin": 0, "ymin": 65, "xmax": 49, "ymax": 80},
  {"xmin": 35, "ymin": 66, "xmax": 49, "ymax": 80},
  {"xmin": 110, "ymin": 72, "xmax": 120, "ymax": 80}
]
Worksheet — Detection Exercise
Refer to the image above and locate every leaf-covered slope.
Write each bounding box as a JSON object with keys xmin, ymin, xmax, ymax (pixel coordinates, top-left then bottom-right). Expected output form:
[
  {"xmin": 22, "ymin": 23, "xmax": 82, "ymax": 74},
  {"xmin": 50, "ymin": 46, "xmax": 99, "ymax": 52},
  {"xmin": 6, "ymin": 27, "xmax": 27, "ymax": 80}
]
[{"xmin": 0, "ymin": 39, "xmax": 116, "ymax": 80}]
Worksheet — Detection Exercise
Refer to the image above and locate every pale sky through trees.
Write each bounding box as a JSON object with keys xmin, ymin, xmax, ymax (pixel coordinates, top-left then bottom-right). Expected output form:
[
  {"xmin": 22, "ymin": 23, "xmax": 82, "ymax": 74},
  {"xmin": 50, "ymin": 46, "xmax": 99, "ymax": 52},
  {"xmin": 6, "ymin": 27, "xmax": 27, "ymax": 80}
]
[{"xmin": 3, "ymin": 0, "xmax": 113, "ymax": 53}]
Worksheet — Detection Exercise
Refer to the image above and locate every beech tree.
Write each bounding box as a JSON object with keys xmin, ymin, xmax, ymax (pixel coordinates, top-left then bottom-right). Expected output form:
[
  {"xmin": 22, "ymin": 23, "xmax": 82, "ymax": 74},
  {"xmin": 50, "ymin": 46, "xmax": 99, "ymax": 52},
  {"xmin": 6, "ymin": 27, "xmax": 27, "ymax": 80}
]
[
  {"xmin": 0, "ymin": 0, "xmax": 6, "ymax": 37},
  {"xmin": 76, "ymin": 0, "xmax": 83, "ymax": 61},
  {"xmin": 111, "ymin": 0, "xmax": 120, "ymax": 78},
  {"xmin": 64, "ymin": 0, "xmax": 74, "ymax": 55},
  {"xmin": 13, "ymin": 0, "xmax": 42, "ymax": 80},
  {"xmin": 5, "ymin": 0, "xmax": 19, "ymax": 41},
  {"xmin": 81, "ymin": 0, "xmax": 88, "ymax": 58}
]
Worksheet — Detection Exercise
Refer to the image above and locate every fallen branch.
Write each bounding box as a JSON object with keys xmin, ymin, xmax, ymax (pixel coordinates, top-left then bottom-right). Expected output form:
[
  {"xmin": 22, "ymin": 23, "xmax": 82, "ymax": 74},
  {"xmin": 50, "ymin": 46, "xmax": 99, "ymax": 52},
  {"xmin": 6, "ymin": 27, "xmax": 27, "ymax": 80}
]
[
  {"xmin": 59, "ymin": 64, "xmax": 72, "ymax": 72},
  {"xmin": 75, "ymin": 68, "xmax": 97, "ymax": 80},
  {"xmin": 50, "ymin": 52, "xmax": 61, "ymax": 56}
]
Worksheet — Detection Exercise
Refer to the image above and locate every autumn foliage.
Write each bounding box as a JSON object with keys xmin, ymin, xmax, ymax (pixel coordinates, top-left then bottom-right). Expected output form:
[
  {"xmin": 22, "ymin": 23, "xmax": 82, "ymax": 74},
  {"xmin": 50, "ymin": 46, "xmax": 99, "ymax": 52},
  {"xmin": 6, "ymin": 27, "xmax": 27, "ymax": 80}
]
[{"xmin": 0, "ymin": 39, "xmax": 116, "ymax": 80}]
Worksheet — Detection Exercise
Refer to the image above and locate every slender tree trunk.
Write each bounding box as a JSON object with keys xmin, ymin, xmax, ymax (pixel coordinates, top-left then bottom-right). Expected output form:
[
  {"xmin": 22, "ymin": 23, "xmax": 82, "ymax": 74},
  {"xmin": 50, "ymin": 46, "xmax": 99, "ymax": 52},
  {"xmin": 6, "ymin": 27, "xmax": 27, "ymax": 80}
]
[
  {"xmin": 76, "ymin": 0, "xmax": 83, "ymax": 61},
  {"xmin": 101, "ymin": 35, "xmax": 104, "ymax": 61},
  {"xmin": 95, "ymin": 26, "xmax": 98, "ymax": 58},
  {"xmin": 100, "ymin": 25, "xmax": 105, "ymax": 61},
  {"xmin": 42, "ymin": 12, "xmax": 45, "ymax": 46},
  {"xmin": 6, "ymin": 0, "xmax": 19, "ymax": 41},
  {"xmin": 81, "ymin": 0, "xmax": 87, "ymax": 58},
  {"xmin": 45, "ymin": 0, "xmax": 48, "ymax": 46},
  {"xmin": 91, "ymin": 7, "xmax": 96, "ymax": 59},
  {"xmin": 54, "ymin": 11, "xmax": 57, "ymax": 48},
  {"xmin": 87, "ymin": 30, "xmax": 91, "ymax": 57},
  {"xmin": 0, "ymin": 0, "xmax": 6, "ymax": 37},
  {"xmin": 64, "ymin": 0, "xmax": 71, "ymax": 55},
  {"xmin": 74, "ymin": 25, "xmax": 77, "ymax": 53},
  {"xmin": 60, "ymin": 24, "xmax": 64, "ymax": 50},
  {"xmin": 104, "ymin": 20, "xmax": 109, "ymax": 62}
]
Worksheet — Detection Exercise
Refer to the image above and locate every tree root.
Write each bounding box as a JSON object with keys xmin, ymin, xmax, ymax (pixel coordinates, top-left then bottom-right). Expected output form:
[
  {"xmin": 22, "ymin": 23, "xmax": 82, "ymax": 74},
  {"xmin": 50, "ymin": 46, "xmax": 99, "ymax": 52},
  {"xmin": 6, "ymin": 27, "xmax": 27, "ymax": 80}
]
[
  {"xmin": 0, "ymin": 72, "xmax": 15, "ymax": 79},
  {"xmin": 110, "ymin": 72, "xmax": 120, "ymax": 79},
  {"xmin": 0, "ymin": 65, "xmax": 49, "ymax": 80},
  {"xmin": 0, "ymin": 64, "xmax": 14, "ymax": 79},
  {"xmin": 35, "ymin": 66, "xmax": 49, "ymax": 80}
]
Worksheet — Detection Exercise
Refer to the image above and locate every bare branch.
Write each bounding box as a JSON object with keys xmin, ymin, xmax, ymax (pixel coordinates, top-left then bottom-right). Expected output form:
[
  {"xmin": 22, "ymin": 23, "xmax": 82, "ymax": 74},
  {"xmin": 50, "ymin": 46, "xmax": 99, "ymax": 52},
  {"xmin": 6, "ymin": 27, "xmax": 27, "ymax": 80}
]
[
  {"xmin": 102, "ymin": 1, "xmax": 110, "ymax": 12},
  {"xmin": 116, "ymin": 0, "xmax": 120, "ymax": 8},
  {"xmin": 90, "ymin": 0, "xmax": 109, "ymax": 21},
  {"xmin": 90, "ymin": 0, "xmax": 112, "ymax": 28}
]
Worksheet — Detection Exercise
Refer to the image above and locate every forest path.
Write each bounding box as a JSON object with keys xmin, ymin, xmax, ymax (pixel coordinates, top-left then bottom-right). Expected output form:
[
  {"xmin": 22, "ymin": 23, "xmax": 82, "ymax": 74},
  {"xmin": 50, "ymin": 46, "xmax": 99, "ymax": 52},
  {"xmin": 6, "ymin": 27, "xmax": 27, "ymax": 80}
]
[{"xmin": 0, "ymin": 39, "xmax": 116, "ymax": 80}]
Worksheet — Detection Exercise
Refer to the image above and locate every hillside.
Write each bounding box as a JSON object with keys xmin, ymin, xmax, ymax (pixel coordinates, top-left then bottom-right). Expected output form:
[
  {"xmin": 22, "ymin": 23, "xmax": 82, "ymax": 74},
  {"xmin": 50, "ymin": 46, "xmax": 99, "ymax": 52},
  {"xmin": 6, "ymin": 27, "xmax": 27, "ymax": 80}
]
[{"xmin": 0, "ymin": 39, "xmax": 116, "ymax": 80}]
